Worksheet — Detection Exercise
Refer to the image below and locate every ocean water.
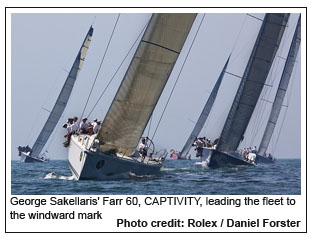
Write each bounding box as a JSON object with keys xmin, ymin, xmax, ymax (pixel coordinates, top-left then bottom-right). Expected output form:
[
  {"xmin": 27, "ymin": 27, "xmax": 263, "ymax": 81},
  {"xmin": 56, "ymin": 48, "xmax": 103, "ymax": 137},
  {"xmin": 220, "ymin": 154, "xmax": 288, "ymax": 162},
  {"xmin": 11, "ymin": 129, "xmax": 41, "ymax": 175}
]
[{"xmin": 11, "ymin": 158, "xmax": 301, "ymax": 195}]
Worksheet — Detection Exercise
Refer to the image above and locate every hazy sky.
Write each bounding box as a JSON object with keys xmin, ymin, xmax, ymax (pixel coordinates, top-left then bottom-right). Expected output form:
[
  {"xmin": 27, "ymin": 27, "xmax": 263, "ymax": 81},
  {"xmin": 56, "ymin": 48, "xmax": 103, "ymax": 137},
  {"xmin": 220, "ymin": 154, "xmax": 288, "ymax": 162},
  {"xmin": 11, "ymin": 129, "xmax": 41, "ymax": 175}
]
[{"xmin": 10, "ymin": 10, "xmax": 303, "ymax": 160}]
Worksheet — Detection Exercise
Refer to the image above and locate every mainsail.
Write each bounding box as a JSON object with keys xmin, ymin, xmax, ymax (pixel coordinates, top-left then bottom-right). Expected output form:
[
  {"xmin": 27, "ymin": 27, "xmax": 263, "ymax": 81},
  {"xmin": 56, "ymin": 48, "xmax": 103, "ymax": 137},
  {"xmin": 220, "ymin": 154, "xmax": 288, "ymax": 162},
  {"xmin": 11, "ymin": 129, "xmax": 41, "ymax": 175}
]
[
  {"xmin": 216, "ymin": 13, "xmax": 290, "ymax": 153},
  {"xmin": 31, "ymin": 26, "xmax": 94, "ymax": 158},
  {"xmin": 258, "ymin": 15, "xmax": 301, "ymax": 156},
  {"xmin": 97, "ymin": 13, "xmax": 197, "ymax": 155},
  {"xmin": 179, "ymin": 55, "xmax": 231, "ymax": 158}
]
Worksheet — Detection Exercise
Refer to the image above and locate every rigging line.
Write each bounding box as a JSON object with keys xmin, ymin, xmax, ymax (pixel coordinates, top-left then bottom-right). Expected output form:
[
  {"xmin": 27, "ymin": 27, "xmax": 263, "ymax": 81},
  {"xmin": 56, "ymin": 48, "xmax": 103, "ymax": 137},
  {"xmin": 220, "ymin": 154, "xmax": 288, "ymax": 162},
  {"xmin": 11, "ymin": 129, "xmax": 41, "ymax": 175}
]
[
  {"xmin": 272, "ymin": 59, "xmax": 299, "ymax": 152},
  {"xmin": 249, "ymin": 21, "xmax": 291, "ymax": 145},
  {"xmin": 246, "ymin": 14, "xmax": 264, "ymax": 22},
  {"xmin": 151, "ymin": 14, "xmax": 206, "ymax": 141},
  {"xmin": 241, "ymin": 14, "xmax": 290, "ymax": 145},
  {"xmin": 272, "ymin": 106, "xmax": 288, "ymax": 156},
  {"xmin": 231, "ymin": 14, "xmax": 247, "ymax": 54},
  {"xmin": 92, "ymin": 16, "xmax": 97, "ymax": 26},
  {"xmin": 231, "ymin": 14, "xmax": 261, "ymax": 64},
  {"xmin": 147, "ymin": 113, "xmax": 153, "ymax": 138},
  {"xmin": 86, "ymin": 16, "xmax": 152, "ymax": 118},
  {"xmin": 45, "ymin": 115, "xmax": 65, "ymax": 153},
  {"xmin": 250, "ymin": 46, "xmax": 283, "ymax": 142},
  {"xmin": 26, "ymin": 53, "xmax": 75, "ymax": 144},
  {"xmin": 79, "ymin": 13, "xmax": 120, "ymax": 122}
]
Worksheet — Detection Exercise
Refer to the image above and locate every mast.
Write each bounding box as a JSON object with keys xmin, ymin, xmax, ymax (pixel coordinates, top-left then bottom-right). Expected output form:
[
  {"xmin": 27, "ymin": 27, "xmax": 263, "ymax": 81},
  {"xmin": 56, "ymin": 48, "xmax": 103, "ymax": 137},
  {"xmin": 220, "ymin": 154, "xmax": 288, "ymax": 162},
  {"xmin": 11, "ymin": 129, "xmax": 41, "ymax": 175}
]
[
  {"xmin": 258, "ymin": 15, "xmax": 301, "ymax": 156},
  {"xmin": 216, "ymin": 13, "xmax": 290, "ymax": 153},
  {"xmin": 30, "ymin": 26, "xmax": 94, "ymax": 158},
  {"xmin": 179, "ymin": 55, "xmax": 231, "ymax": 158},
  {"xmin": 97, "ymin": 13, "xmax": 197, "ymax": 156}
]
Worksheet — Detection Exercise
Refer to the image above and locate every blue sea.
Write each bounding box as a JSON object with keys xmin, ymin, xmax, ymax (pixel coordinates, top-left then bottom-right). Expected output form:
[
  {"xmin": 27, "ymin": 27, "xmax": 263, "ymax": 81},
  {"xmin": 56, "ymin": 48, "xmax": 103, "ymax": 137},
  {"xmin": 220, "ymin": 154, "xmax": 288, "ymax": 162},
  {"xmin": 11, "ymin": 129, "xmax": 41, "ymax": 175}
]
[{"xmin": 11, "ymin": 158, "xmax": 301, "ymax": 195}]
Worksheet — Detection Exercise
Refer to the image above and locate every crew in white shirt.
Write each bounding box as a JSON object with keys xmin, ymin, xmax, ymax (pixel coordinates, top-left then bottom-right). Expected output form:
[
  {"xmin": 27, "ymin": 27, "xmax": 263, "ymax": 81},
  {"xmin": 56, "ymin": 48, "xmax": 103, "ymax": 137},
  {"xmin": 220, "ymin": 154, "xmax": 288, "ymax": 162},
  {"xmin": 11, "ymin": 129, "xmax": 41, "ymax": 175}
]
[
  {"xmin": 80, "ymin": 118, "xmax": 89, "ymax": 134},
  {"xmin": 71, "ymin": 116, "xmax": 79, "ymax": 133},
  {"xmin": 139, "ymin": 138, "xmax": 148, "ymax": 161},
  {"xmin": 91, "ymin": 119, "xmax": 97, "ymax": 128},
  {"xmin": 93, "ymin": 121, "xmax": 101, "ymax": 134}
]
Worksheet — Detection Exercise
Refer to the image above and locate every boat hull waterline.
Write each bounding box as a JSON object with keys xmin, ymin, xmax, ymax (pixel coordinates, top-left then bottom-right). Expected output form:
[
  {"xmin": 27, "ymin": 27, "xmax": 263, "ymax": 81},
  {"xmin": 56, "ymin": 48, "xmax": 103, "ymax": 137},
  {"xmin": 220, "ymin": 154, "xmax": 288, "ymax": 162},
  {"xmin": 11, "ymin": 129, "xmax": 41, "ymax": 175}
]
[
  {"xmin": 68, "ymin": 136, "xmax": 162, "ymax": 180},
  {"xmin": 20, "ymin": 152, "xmax": 48, "ymax": 163},
  {"xmin": 201, "ymin": 148, "xmax": 256, "ymax": 168},
  {"xmin": 256, "ymin": 154, "xmax": 275, "ymax": 163}
]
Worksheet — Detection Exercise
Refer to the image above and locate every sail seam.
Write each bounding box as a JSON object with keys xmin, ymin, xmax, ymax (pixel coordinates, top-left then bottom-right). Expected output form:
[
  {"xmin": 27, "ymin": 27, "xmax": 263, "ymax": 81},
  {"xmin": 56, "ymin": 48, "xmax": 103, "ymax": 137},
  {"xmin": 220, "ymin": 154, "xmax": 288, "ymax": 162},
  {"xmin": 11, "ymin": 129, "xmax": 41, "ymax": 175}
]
[{"xmin": 141, "ymin": 40, "xmax": 180, "ymax": 54}]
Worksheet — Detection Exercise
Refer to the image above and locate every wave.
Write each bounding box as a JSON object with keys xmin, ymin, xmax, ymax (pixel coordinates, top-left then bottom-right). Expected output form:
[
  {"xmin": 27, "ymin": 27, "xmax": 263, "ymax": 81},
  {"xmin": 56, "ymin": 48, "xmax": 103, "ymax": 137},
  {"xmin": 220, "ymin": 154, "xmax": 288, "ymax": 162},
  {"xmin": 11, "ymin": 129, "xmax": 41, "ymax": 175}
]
[
  {"xmin": 194, "ymin": 161, "xmax": 209, "ymax": 168},
  {"xmin": 43, "ymin": 172, "xmax": 75, "ymax": 181}
]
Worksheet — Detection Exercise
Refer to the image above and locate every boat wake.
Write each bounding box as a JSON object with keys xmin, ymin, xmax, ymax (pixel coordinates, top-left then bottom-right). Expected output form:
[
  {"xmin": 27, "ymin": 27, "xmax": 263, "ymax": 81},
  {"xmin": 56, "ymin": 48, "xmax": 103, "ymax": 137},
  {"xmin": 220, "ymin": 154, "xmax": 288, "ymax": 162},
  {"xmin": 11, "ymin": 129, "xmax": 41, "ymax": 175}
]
[
  {"xmin": 160, "ymin": 167, "xmax": 175, "ymax": 172},
  {"xmin": 195, "ymin": 161, "xmax": 209, "ymax": 168},
  {"xmin": 43, "ymin": 172, "xmax": 75, "ymax": 181},
  {"xmin": 129, "ymin": 172, "xmax": 160, "ymax": 181}
]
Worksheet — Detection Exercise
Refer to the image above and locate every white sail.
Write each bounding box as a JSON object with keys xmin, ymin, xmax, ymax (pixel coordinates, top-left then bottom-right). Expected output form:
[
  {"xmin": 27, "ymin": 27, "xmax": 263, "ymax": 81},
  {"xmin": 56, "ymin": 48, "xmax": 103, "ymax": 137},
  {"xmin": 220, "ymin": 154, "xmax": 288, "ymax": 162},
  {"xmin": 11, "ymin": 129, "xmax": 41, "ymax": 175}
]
[
  {"xmin": 258, "ymin": 15, "xmax": 301, "ymax": 156},
  {"xmin": 30, "ymin": 26, "xmax": 93, "ymax": 158},
  {"xmin": 179, "ymin": 55, "xmax": 231, "ymax": 158},
  {"xmin": 97, "ymin": 13, "xmax": 197, "ymax": 156},
  {"xmin": 216, "ymin": 13, "xmax": 289, "ymax": 153}
]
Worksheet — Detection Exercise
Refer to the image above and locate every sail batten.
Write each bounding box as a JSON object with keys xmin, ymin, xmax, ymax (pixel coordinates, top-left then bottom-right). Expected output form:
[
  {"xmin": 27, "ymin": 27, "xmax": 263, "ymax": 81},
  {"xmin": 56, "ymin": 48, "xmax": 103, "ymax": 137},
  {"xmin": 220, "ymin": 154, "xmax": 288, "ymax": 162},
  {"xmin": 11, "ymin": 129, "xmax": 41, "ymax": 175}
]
[
  {"xmin": 179, "ymin": 55, "xmax": 231, "ymax": 159},
  {"xmin": 216, "ymin": 13, "xmax": 290, "ymax": 153},
  {"xmin": 258, "ymin": 15, "xmax": 301, "ymax": 156},
  {"xmin": 97, "ymin": 14, "xmax": 197, "ymax": 155},
  {"xmin": 30, "ymin": 26, "xmax": 93, "ymax": 158}
]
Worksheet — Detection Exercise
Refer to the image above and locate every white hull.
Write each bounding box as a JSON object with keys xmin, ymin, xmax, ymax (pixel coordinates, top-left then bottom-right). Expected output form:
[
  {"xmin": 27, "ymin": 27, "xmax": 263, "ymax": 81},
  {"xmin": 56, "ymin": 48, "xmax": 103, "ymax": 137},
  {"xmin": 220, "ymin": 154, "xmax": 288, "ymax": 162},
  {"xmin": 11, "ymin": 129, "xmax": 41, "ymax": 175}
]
[
  {"xmin": 20, "ymin": 152, "xmax": 48, "ymax": 163},
  {"xmin": 68, "ymin": 135, "xmax": 163, "ymax": 180}
]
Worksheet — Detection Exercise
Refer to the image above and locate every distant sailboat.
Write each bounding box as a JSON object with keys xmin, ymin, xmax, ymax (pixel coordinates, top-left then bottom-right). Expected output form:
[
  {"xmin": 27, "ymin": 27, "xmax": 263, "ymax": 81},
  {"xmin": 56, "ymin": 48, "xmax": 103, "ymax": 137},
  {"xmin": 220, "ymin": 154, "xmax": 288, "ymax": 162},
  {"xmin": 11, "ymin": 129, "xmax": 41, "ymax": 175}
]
[
  {"xmin": 19, "ymin": 26, "xmax": 94, "ymax": 162},
  {"xmin": 68, "ymin": 13, "xmax": 197, "ymax": 180},
  {"xmin": 176, "ymin": 55, "xmax": 231, "ymax": 159},
  {"xmin": 257, "ymin": 15, "xmax": 301, "ymax": 163},
  {"xmin": 201, "ymin": 13, "xmax": 290, "ymax": 168}
]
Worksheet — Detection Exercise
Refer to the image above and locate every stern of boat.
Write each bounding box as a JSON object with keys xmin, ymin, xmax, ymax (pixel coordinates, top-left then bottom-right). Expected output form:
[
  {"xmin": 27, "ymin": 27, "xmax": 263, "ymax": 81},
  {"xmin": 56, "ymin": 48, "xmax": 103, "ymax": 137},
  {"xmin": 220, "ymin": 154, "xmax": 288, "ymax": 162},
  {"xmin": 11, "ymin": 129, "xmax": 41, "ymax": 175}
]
[
  {"xmin": 208, "ymin": 150, "xmax": 256, "ymax": 168},
  {"xmin": 68, "ymin": 135, "xmax": 162, "ymax": 180},
  {"xmin": 256, "ymin": 154, "xmax": 275, "ymax": 163}
]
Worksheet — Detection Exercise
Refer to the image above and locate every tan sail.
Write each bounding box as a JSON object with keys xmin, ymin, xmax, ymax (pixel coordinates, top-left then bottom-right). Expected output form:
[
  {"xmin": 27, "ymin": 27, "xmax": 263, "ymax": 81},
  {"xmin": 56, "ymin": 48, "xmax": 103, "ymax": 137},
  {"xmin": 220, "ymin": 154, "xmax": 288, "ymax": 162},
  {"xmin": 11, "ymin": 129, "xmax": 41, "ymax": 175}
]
[{"xmin": 97, "ymin": 13, "xmax": 197, "ymax": 155}]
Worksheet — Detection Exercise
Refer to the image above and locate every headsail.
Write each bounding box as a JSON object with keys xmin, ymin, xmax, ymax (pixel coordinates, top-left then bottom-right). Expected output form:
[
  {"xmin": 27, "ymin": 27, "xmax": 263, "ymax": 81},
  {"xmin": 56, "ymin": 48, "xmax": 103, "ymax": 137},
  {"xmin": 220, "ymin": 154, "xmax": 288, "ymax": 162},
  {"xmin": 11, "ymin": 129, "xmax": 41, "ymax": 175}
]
[
  {"xmin": 258, "ymin": 15, "xmax": 301, "ymax": 156},
  {"xmin": 30, "ymin": 26, "xmax": 94, "ymax": 158},
  {"xmin": 216, "ymin": 13, "xmax": 290, "ymax": 153},
  {"xmin": 179, "ymin": 55, "xmax": 231, "ymax": 159},
  {"xmin": 97, "ymin": 13, "xmax": 197, "ymax": 155}
]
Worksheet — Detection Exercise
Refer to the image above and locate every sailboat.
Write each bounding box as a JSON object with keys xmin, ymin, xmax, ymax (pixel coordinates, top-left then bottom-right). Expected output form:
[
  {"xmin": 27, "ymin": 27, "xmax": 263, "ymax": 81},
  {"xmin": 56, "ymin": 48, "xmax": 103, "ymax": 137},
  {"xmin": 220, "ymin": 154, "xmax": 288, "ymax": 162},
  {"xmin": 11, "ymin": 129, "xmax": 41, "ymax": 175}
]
[
  {"xmin": 257, "ymin": 15, "xmax": 301, "ymax": 163},
  {"xmin": 201, "ymin": 13, "xmax": 290, "ymax": 168},
  {"xmin": 18, "ymin": 26, "xmax": 94, "ymax": 163},
  {"xmin": 68, "ymin": 13, "xmax": 197, "ymax": 180},
  {"xmin": 176, "ymin": 55, "xmax": 231, "ymax": 160}
]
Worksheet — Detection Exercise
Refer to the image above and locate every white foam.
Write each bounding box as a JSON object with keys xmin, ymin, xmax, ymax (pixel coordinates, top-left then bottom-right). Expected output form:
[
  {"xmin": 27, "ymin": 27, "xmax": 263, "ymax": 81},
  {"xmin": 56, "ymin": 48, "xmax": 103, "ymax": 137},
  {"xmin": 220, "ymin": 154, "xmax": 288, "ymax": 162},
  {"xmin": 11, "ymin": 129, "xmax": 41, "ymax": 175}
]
[{"xmin": 43, "ymin": 172, "xmax": 75, "ymax": 181}]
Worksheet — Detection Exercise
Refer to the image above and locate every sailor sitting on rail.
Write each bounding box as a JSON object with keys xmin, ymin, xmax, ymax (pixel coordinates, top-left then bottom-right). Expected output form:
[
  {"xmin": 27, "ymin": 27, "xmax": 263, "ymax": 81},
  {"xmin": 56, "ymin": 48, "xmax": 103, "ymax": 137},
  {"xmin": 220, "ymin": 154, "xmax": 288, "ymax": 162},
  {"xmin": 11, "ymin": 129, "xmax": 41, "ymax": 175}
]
[
  {"xmin": 71, "ymin": 116, "xmax": 79, "ymax": 134},
  {"xmin": 63, "ymin": 122, "xmax": 72, "ymax": 147},
  {"xmin": 268, "ymin": 153, "xmax": 273, "ymax": 160},
  {"xmin": 192, "ymin": 137, "xmax": 204, "ymax": 157},
  {"xmin": 92, "ymin": 121, "xmax": 101, "ymax": 134},
  {"xmin": 17, "ymin": 145, "xmax": 32, "ymax": 156},
  {"xmin": 79, "ymin": 118, "xmax": 89, "ymax": 134}
]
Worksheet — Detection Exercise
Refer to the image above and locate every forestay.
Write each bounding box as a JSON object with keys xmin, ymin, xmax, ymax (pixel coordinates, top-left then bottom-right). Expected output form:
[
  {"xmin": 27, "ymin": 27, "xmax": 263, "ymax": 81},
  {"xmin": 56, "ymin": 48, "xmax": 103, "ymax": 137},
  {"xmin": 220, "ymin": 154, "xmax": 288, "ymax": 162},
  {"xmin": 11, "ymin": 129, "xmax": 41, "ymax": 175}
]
[
  {"xmin": 216, "ymin": 13, "xmax": 290, "ymax": 153},
  {"xmin": 31, "ymin": 26, "xmax": 94, "ymax": 158},
  {"xmin": 258, "ymin": 15, "xmax": 301, "ymax": 156},
  {"xmin": 179, "ymin": 55, "xmax": 231, "ymax": 158},
  {"xmin": 97, "ymin": 13, "xmax": 197, "ymax": 155}
]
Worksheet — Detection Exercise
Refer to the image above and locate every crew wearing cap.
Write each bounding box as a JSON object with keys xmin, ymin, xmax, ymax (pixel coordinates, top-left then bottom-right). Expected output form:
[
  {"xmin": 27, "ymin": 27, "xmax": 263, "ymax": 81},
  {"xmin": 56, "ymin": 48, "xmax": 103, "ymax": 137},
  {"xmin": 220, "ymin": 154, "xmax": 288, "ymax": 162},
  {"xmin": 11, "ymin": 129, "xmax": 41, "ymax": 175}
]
[
  {"xmin": 80, "ymin": 118, "xmax": 89, "ymax": 134},
  {"xmin": 91, "ymin": 118, "xmax": 97, "ymax": 128},
  {"xmin": 71, "ymin": 116, "xmax": 79, "ymax": 133},
  {"xmin": 63, "ymin": 122, "xmax": 72, "ymax": 147},
  {"xmin": 92, "ymin": 121, "xmax": 101, "ymax": 134}
]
